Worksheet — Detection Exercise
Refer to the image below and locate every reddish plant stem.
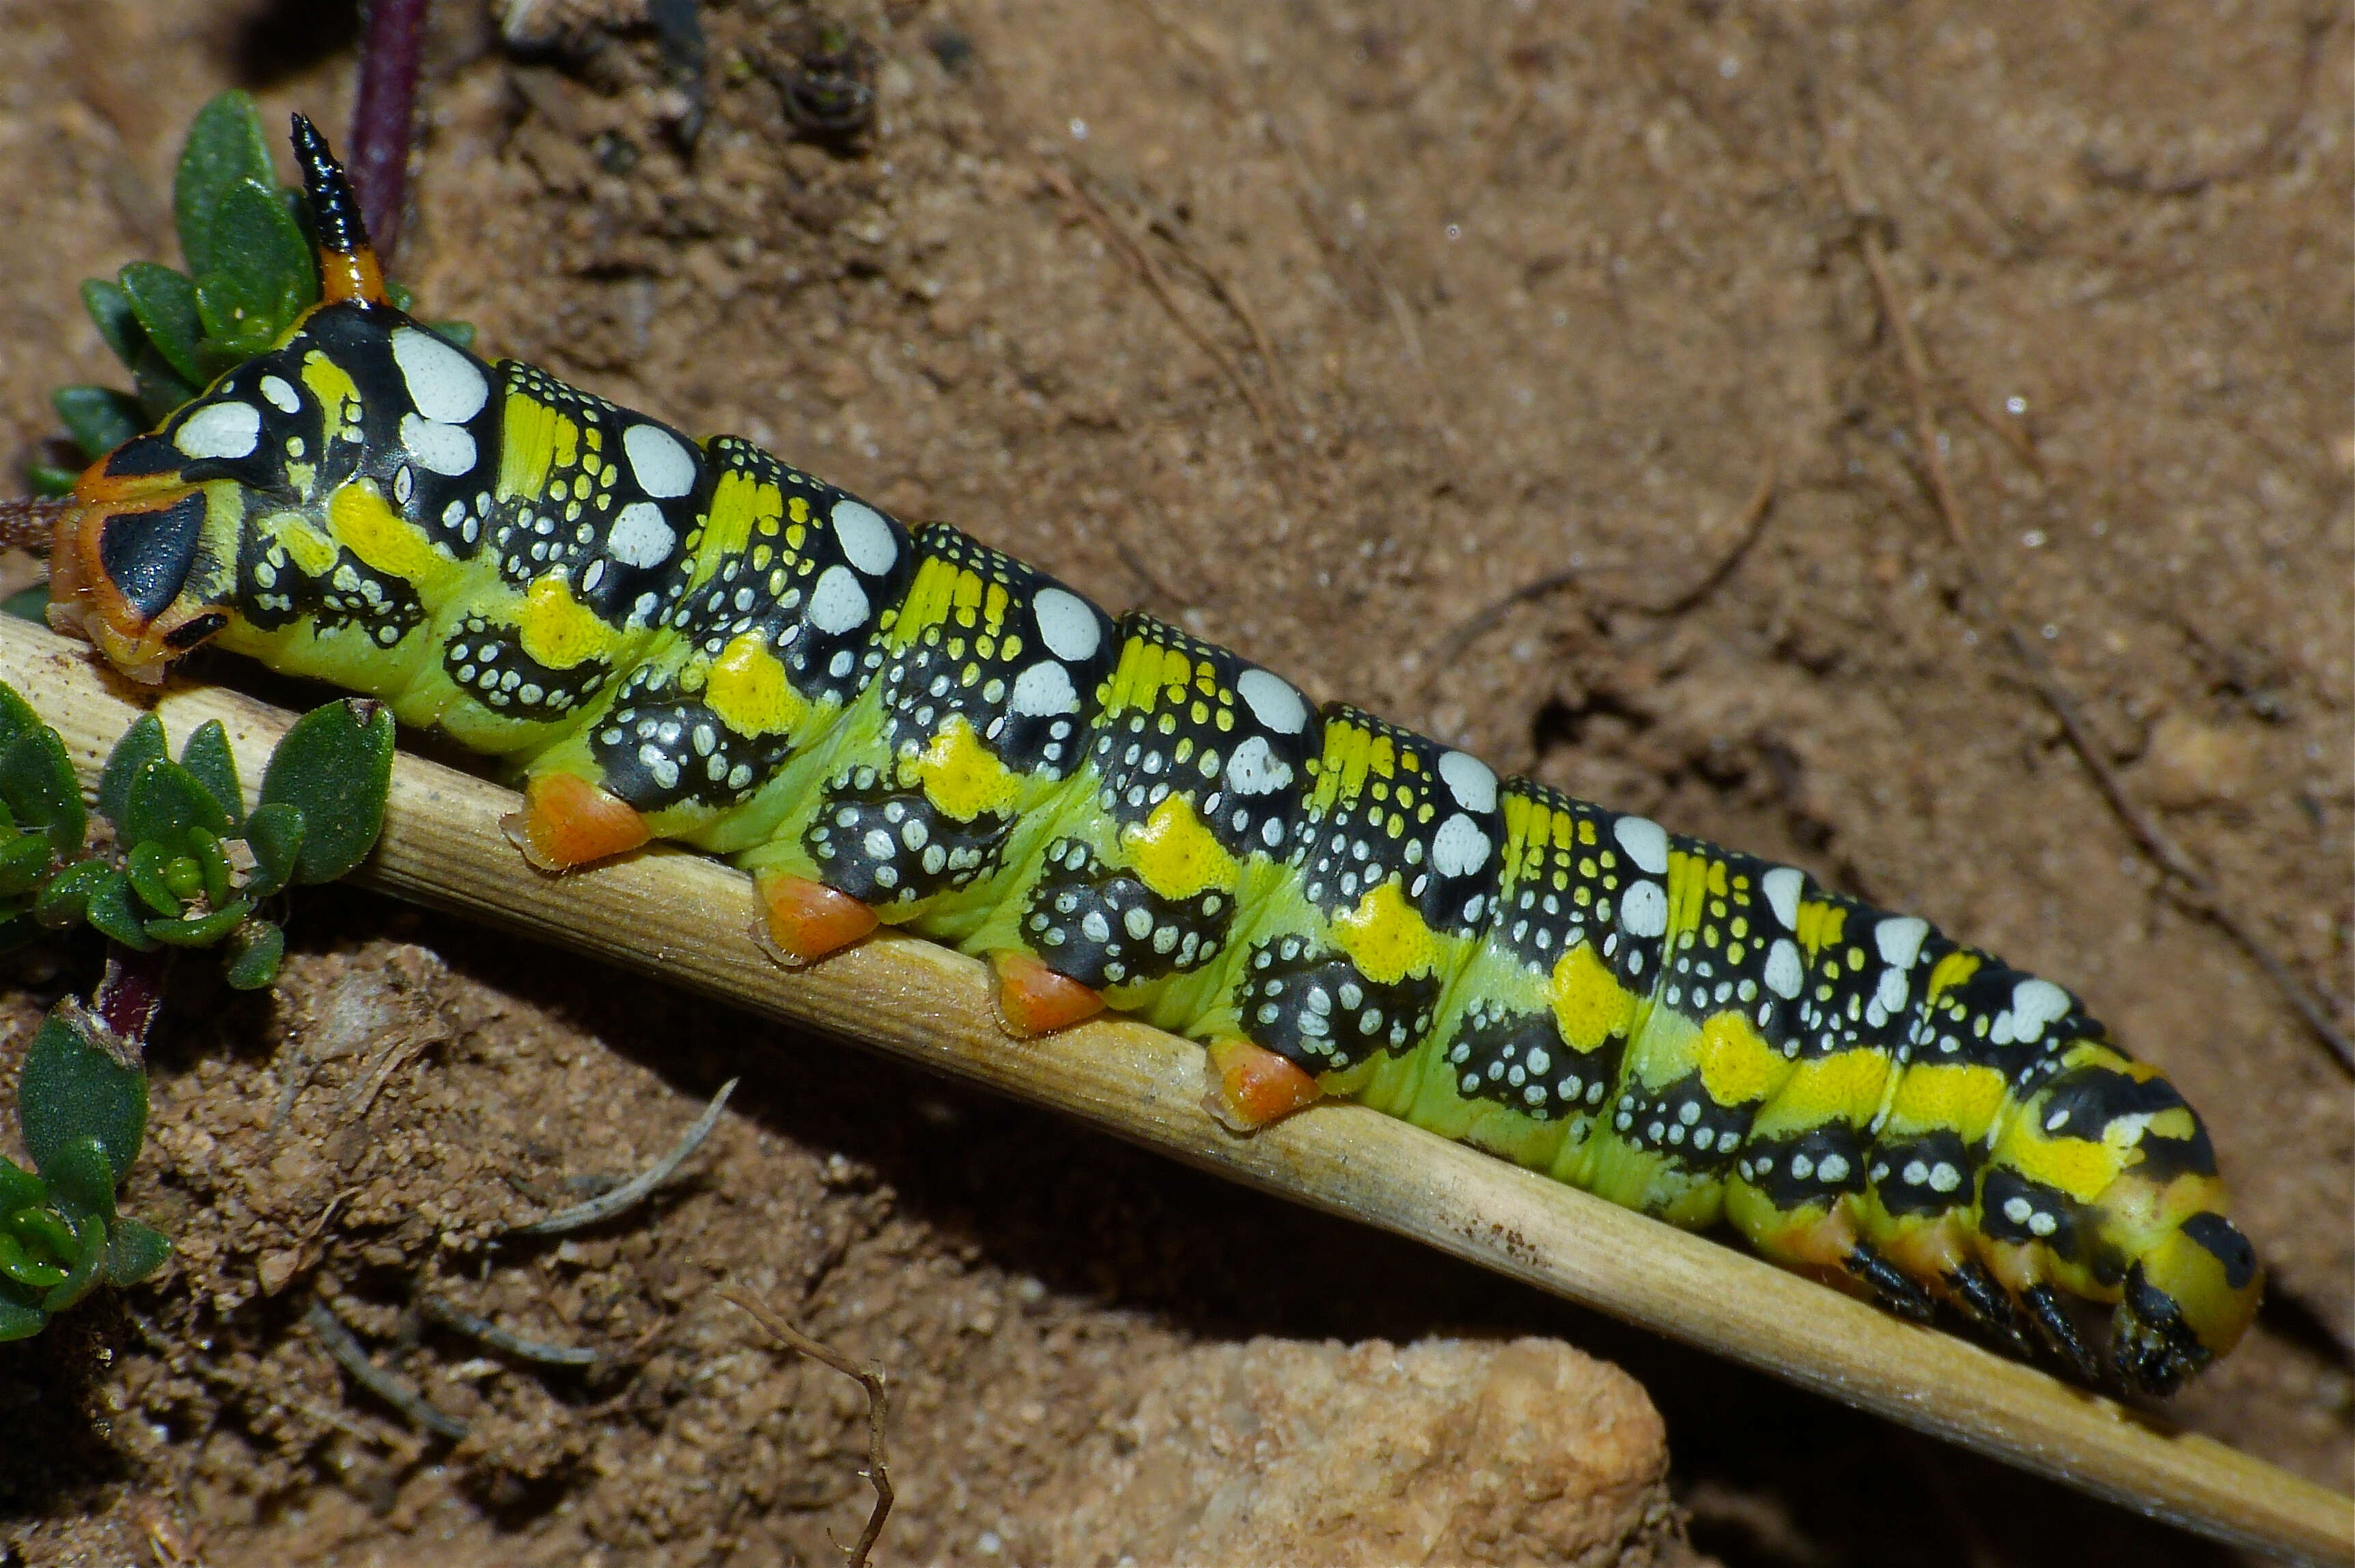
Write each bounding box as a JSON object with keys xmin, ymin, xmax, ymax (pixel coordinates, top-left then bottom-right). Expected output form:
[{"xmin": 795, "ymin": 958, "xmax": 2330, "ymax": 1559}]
[
  {"xmin": 93, "ymin": 944, "xmax": 167, "ymax": 1056},
  {"xmin": 349, "ymin": 0, "xmax": 431, "ymax": 258}
]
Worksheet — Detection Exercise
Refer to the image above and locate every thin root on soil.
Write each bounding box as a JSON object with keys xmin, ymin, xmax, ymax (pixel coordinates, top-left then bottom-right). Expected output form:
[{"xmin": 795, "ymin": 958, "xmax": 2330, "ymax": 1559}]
[
  {"xmin": 720, "ymin": 1285, "xmax": 893, "ymax": 1568},
  {"xmin": 514, "ymin": 1076, "xmax": 739, "ymax": 1235}
]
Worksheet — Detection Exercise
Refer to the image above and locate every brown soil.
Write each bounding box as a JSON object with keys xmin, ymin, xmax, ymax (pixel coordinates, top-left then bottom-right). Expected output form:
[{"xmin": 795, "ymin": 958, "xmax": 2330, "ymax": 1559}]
[{"xmin": 0, "ymin": 0, "xmax": 2347, "ymax": 1563}]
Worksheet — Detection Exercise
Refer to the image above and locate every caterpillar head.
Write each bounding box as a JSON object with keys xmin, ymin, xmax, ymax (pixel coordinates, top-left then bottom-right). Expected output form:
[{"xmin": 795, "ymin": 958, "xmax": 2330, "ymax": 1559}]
[
  {"xmin": 49, "ymin": 113, "xmax": 398, "ymax": 684},
  {"xmin": 46, "ymin": 450, "xmax": 238, "ymax": 682}
]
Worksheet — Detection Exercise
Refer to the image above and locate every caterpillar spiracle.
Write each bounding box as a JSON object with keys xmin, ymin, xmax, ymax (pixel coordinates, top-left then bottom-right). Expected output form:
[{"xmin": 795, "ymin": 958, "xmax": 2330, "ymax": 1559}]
[{"xmin": 44, "ymin": 117, "xmax": 2261, "ymax": 1395}]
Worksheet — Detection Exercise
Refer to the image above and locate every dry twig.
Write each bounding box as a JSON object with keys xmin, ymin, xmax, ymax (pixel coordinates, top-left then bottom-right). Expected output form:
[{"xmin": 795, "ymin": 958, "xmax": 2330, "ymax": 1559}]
[
  {"xmin": 721, "ymin": 1286, "xmax": 893, "ymax": 1568},
  {"xmin": 1036, "ymin": 161, "xmax": 1281, "ymax": 448},
  {"xmin": 1815, "ymin": 98, "xmax": 2352, "ymax": 1076},
  {"xmin": 515, "ymin": 1076, "xmax": 738, "ymax": 1235},
  {"xmin": 12, "ymin": 620, "xmax": 2348, "ymax": 1563},
  {"xmin": 305, "ymin": 1300, "xmax": 470, "ymax": 1442},
  {"xmin": 1434, "ymin": 464, "xmax": 1777, "ymax": 664}
]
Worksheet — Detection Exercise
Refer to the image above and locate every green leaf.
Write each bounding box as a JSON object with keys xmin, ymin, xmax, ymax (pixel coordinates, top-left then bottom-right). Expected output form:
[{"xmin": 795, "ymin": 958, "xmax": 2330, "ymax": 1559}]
[
  {"xmin": 428, "ymin": 320, "xmax": 477, "ymax": 350},
  {"xmin": 125, "ymin": 841, "xmax": 182, "ymax": 917},
  {"xmin": 131, "ymin": 344, "xmax": 200, "ymax": 427},
  {"xmin": 258, "ymin": 701, "xmax": 393, "ymax": 884},
  {"xmin": 26, "ymin": 463, "xmax": 80, "ymax": 499},
  {"xmin": 40, "ymin": 1209, "xmax": 106, "ymax": 1314},
  {"xmin": 178, "ymin": 720, "xmax": 245, "ymax": 828},
  {"xmin": 0, "ymin": 1232, "xmax": 67, "ymax": 1291},
  {"xmin": 102, "ymin": 1217, "xmax": 170, "ymax": 1287},
  {"xmin": 0, "ymin": 833, "xmax": 52, "ymax": 899},
  {"xmin": 84, "ymin": 870, "xmax": 156, "ymax": 949},
  {"xmin": 0, "ymin": 684, "xmax": 40, "ymax": 755},
  {"xmin": 121, "ymin": 756, "xmax": 233, "ymax": 852},
  {"xmin": 118, "ymin": 264, "xmax": 206, "ymax": 388},
  {"xmin": 52, "ymin": 385, "xmax": 144, "ymax": 462},
  {"xmin": 237, "ymin": 801, "xmax": 303, "ymax": 899},
  {"xmin": 20, "ymin": 1013, "xmax": 147, "ymax": 1184},
  {"xmin": 175, "ymin": 92, "xmax": 277, "ymax": 279},
  {"xmin": 0, "ymin": 1287, "xmax": 48, "ymax": 1340},
  {"xmin": 99, "ymin": 713, "xmax": 168, "ymax": 830},
  {"xmin": 80, "ymin": 277, "xmax": 142, "ymax": 369},
  {"xmin": 8, "ymin": 1205, "xmax": 76, "ymax": 1264},
  {"xmin": 0, "ymin": 728, "xmax": 85, "ymax": 863},
  {"xmin": 0, "ymin": 1158, "xmax": 46, "ymax": 1213},
  {"xmin": 387, "ymin": 280, "xmax": 416, "ymax": 313},
  {"xmin": 33, "ymin": 860, "xmax": 117, "ymax": 927},
  {"xmin": 196, "ymin": 180, "xmax": 315, "ymax": 350},
  {"xmin": 192, "ymin": 830, "xmax": 232, "ymax": 910},
  {"xmin": 37, "ymin": 1138, "xmax": 120, "ymax": 1226},
  {"xmin": 223, "ymin": 919, "xmax": 284, "ymax": 990},
  {"xmin": 145, "ymin": 898, "xmax": 249, "ymax": 947}
]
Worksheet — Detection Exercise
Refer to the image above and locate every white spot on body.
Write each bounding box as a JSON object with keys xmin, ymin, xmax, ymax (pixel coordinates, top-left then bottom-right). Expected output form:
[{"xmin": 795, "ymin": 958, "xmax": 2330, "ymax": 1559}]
[
  {"xmin": 391, "ymin": 326, "xmax": 488, "ymax": 423},
  {"xmin": 1762, "ymin": 866, "xmax": 1804, "ymax": 929},
  {"xmin": 1032, "ymin": 587, "xmax": 1101, "ymax": 661},
  {"xmin": 1437, "ymin": 751, "xmax": 1497, "ymax": 812},
  {"xmin": 624, "ymin": 423, "xmax": 697, "ymax": 498},
  {"xmin": 1876, "ymin": 916, "xmax": 1929, "ymax": 968},
  {"xmin": 1236, "ymin": 669, "xmax": 1309, "ymax": 733},
  {"xmin": 1225, "ymin": 735, "xmax": 1293, "ymax": 795},
  {"xmin": 259, "ymin": 375, "xmax": 302, "ymax": 414},
  {"xmin": 1613, "ymin": 815, "xmax": 1670, "ymax": 875},
  {"xmin": 1432, "ymin": 814, "xmax": 1492, "ymax": 878},
  {"xmin": 2009, "ymin": 979, "xmax": 2072, "ymax": 1041},
  {"xmin": 1620, "ymin": 880, "xmax": 1668, "ymax": 939},
  {"xmin": 400, "ymin": 414, "xmax": 477, "ymax": 476},
  {"xmin": 1874, "ymin": 967, "xmax": 1910, "ymax": 1018},
  {"xmin": 174, "ymin": 401, "xmax": 262, "ymax": 460},
  {"xmin": 1764, "ymin": 938, "xmax": 1803, "ymax": 998},
  {"xmin": 607, "ymin": 501, "xmax": 677, "ymax": 568},
  {"xmin": 832, "ymin": 499, "xmax": 899, "ymax": 574},
  {"xmin": 1009, "ymin": 660, "xmax": 1079, "ymax": 717},
  {"xmin": 809, "ymin": 564, "xmax": 870, "ymax": 634}
]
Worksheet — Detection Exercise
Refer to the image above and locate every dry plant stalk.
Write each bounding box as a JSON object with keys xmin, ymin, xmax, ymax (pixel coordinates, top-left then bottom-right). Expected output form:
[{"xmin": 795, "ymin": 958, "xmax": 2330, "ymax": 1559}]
[
  {"xmin": 2, "ymin": 615, "xmax": 2347, "ymax": 1566},
  {"xmin": 720, "ymin": 1286, "xmax": 893, "ymax": 1568}
]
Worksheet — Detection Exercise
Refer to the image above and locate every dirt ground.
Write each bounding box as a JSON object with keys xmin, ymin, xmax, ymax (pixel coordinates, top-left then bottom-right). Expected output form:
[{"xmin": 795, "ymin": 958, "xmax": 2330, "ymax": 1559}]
[{"xmin": 0, "ymin": 0, "xmax": 2347, "ymax": 1563}]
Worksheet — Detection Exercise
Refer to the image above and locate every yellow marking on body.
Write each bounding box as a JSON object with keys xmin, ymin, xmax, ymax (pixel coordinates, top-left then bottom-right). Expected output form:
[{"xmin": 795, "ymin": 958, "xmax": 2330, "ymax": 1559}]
[
  {"xmin": 1765, "ymin": 1048, "xmax": 1891, "ymax": 1125},
  {"xmin": 885, "ymin": 557, "xmax": 960, "ymax": 649},
  {"xmin": 1121, "ymin": 794, "xmax": 1239, "ymax": 901},
  {"xmin": 329, "ymin": 480, "xmax": 456, "ymax": 593},
  {"xmin": 914, "ymin": 714, "xmax": 1022, "ymax": 820},
  {"xmin": 1888, "ymin": 1061, "xmax": 2010, "ymax": 1139},
  {"xmin": 1796, "ymin": 897, "xmax": 1849, "ymax": 960},
  {"xmin": 516, "ymin": 575, "xmax": 619, "ymax": 669},
  {"xmin": 1998, "ymin": 1124, "xmax": 2126, "ymax": 1202},
  {"xmin": 1696, "ymin": 1009, "xmax": 1788, "ymax": 1107},
  {"xmin": 497, "ymin": 394, "xmax": 579, "ymax": 502},
  {"xmin": 705, "ymin": 631, "xmax": 805, "ymax": 738},
  {"xmin": 1309, "ymin": 718, "xmax": 1393, "ymax": 813},
  {"xmin": 298, "ymin": 351, "xmax": 361, "ymax": 438},
  {"xmin": 695, "ymin": 468, "xmax": 780, "ymax": 585},
  {"xmin": 260, "ymin": 512, "xmax": 342, "ymax": 578},
  {"xmin": 1548, "ymin": 941, "xmax": 1637, "ymax": 1052},
  {"xmin": 1330, "ymin": 879, "xmax": 1440, "ymax": 986},
  {"xmin": 1926, "ymin": 947, "xmax": 1983, "ymax": 1000}
]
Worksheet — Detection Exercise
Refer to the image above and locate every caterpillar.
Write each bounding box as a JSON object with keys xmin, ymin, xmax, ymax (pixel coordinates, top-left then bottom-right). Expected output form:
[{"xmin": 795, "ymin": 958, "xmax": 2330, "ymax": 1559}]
[{"xmin": 42, "ymin": 116, "xmax": 2261, "ymax": 1396}]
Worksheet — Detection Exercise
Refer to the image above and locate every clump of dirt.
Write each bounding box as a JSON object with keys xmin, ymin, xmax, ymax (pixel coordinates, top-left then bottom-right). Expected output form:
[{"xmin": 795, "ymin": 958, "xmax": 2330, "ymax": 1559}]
[{"xmin": 0, "ymin": 0, "xmax": 2345, "ymax": 1563}]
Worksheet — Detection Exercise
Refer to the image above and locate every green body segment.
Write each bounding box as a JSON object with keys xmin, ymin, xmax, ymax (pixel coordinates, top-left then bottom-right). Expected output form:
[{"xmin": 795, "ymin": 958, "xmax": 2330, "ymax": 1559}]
[{"xmin": 76, "ymin": 294, "xmax": 2261, "ymax": 1393}]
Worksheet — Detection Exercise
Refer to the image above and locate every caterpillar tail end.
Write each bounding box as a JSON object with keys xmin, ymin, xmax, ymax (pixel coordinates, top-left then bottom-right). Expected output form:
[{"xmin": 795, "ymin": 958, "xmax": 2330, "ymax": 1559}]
[
  {"xmin": 2109, "ymin": 1217, "xmax": 2264, "ymax": 1397},
  {"xmin": 753, "ymin": 872, "xmax": 878, "ymax": 968},
  {"xmin": 502, "ymin": 772, "xmax": 651, "ymax": 871},
  {"xmin": 988, "ymin": 951, "xmax": 1104, "ymax": 1038},
  {"xmin": 1203, "ymin": 1038, "xmax": 1322, "ymax": 1133}
]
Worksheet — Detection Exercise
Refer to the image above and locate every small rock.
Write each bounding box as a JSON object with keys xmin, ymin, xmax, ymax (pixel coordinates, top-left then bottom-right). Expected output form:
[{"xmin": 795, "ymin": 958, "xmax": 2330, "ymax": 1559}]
[
  {"xmin": 2141, "ymin": 714, "xmax": 2261, "ymax": 809},
  {"xmin": 1029, "ymin": 1336, "xmax": 1690, "ymax": 1567}
]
